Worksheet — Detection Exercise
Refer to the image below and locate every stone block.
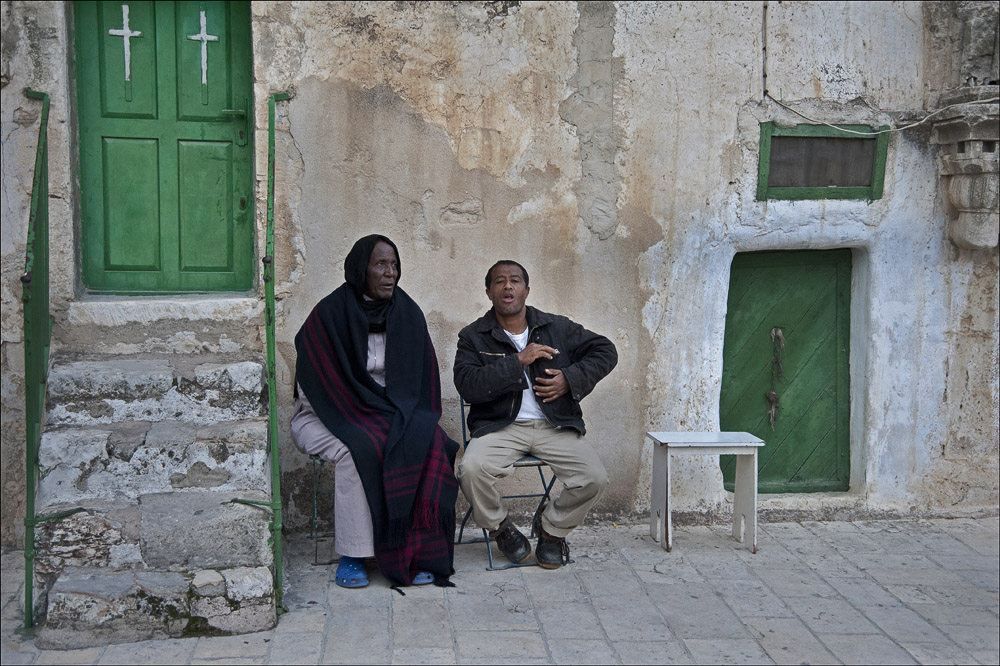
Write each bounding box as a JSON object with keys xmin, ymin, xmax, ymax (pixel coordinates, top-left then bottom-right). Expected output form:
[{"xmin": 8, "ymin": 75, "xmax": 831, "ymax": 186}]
[
  {"xmin": 198, "ymin": 599, "xmax": 276, "ymax": 635},
  {"xmin": 190, "ymin": 587, "xmax": 277, "ymax": 636},
  {"xmin": 108, "ymin": 543, "xmax": 143, "ymax": 569},
  {"xmin": 37, "ymin": 568, "xmax": 190, "ymax": 649},
  {"xmin": 196, "ymin": 419, "xmax": 268, "ymax": 452},
  {"xmin": 139, "ymin": 491, "xmax": 274, "ymax": 570},
  {"xmin": 194, "ymin": 361, "xmax": 264, "ymax": 394},
  {"xmin": 45, "ymin": 360, "xmax": 265, "ymax": 425},
  {"xmin": 34, "ymin": 504, "xmax": 141, "ymax": 575},
  {"xmin": 37, "ymin": 420, "xmax": 270, "ymax": 504},
  {"xmin": 191, "ymin": 570, "xmax": 226, "ymax": 597},
  {"xmin": 144, "ymin": 420, "xmax": 199, "ymax": 449},
  {"xmin": 222, "ymin": 566, "xmax": 273, "ymax": 601},
  {"xmin": 47, "ymin": 361, "xmax": 174, "ymax": 403},
  {"xmin": 190, "ymin": 594, "xmax": 233, "ymax": 618},
  {"xmin": 38, "ymin": 429, "xmax": 111, "ymax": 469}
]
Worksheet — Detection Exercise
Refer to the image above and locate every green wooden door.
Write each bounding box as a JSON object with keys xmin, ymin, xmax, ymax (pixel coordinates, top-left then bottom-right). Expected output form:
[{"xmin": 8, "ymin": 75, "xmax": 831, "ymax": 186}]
[
  {"xmin": 720, "ymin": 250, "xmax": 851, "ymax": 493},
  {"xmin": 76, "ymin": 1, "xmax": 253, "ymax": 293}
]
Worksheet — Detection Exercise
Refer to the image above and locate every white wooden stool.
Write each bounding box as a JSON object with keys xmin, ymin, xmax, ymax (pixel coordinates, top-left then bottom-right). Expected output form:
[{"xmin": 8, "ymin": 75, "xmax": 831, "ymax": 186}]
[{"xmin": 646, "ymin": 432, "xmax": 765, "ymax": 553}]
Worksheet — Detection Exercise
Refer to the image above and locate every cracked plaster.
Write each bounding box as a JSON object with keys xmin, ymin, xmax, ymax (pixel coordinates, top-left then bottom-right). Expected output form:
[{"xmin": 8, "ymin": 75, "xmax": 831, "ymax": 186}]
[{"xmin": 1, "ymin": 2, "xmax": 998, "ymax": 548}]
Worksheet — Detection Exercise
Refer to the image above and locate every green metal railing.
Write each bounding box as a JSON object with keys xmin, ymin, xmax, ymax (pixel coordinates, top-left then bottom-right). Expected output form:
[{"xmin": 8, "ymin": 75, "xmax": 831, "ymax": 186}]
[
  {"xmin": 232, "ymin": 91, "xmax": 291, "ymax": 612},
  {"xmin": 21, "ymin": 89, "xmax": 86, "ymax": 630},
  {"xmin": 20, "ymin": 89, "xmax": 293, "ymax": 626}
]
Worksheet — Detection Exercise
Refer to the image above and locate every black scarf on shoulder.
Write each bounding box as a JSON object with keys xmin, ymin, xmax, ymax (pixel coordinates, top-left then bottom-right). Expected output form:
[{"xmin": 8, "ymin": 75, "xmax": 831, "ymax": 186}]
[{"xmin": 294, "ymin": 235, "xmax": 459, "ymax": 587}]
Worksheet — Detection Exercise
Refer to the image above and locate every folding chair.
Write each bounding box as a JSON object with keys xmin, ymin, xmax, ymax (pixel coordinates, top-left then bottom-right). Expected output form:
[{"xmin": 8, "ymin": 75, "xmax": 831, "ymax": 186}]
[{"xmin": 455, "ymin": 397, "xmax": 559, "ymax": 570}]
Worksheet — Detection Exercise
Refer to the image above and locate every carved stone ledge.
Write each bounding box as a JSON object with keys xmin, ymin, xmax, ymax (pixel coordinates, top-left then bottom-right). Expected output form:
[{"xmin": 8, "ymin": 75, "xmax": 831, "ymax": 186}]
[{"xmin": 930, "ymin": 87, "xmax": 999, "ymax": 250}]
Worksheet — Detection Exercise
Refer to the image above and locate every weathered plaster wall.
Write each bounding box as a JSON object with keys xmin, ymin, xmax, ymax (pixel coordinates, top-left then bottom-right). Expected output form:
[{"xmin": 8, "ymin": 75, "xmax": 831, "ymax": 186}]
[
  {"xmin": 253, "ymin": 0, "xmax": 998, "ymax": 527},
  {"xmin": 1, "ymin": 1, "xmax": 997, "ymax": 548},
  {"xmin": 1, "ymin": 0, "xmax": 75, "ymax": 549},
  {"xmin": 253, "ymin": 1, "xmax": 653, "ymax": 523}
]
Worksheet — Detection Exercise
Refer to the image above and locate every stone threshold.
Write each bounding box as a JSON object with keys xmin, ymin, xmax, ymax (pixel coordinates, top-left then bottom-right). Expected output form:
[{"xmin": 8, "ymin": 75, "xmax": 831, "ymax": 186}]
[{"xmin": 68, "ymin": 296, "xmax": 263, "ymax": 328}]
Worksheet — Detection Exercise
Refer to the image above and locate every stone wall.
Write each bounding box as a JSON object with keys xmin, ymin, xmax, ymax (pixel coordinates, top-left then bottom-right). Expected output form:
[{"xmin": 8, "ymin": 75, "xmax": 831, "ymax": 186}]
[
  {"xmin": 1, "ymin": 1, "xmax": 997, "ymax": 549},
  {"xmin": 255, "ymin": 0, "xmax": 998, "ymax": 525}
]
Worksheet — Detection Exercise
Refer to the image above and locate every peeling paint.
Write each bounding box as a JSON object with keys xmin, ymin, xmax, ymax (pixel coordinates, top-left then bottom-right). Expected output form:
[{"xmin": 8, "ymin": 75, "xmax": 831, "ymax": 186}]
[{"xmin": 2, "ymin": 1, "xmax": 998, "ymax": 550}]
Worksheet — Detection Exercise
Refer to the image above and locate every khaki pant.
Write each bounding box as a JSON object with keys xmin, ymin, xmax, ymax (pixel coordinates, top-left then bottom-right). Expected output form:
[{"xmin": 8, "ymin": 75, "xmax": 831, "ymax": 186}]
[
  {"xmin": 290, "ymin": 391, "xmax": 374, "ymax": 558},
  {"xmin": 456, "ymin": 420, "xmax": 608, "ymax": 538}
]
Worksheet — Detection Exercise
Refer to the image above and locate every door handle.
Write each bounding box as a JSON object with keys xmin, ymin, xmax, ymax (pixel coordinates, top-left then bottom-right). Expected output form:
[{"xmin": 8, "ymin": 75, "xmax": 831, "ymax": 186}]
[
  {"xmin": 220, "ymin": 98, "xmax": 249, "ymax": 146},
  {"xmin": 766, "ymin": 327, "xmax": 785, "ymax": 430}
]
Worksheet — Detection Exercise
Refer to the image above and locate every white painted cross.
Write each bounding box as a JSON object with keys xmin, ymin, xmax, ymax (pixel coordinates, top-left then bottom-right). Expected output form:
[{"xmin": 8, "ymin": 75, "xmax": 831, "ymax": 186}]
[
  {"xmin": 108, "ymin": 4, "xmax": 142, "ymax": 82},
  {"xmin": 187, "ymin": 10, "xmax": 219, "ymax": 86}
]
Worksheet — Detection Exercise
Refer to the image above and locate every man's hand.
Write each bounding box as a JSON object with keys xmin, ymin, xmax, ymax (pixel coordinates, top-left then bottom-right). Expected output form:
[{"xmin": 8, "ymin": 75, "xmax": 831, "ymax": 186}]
[
  {"xmin": 533, "ymin": 369, "xmax": 569, "ymax": 403},
  {"xmin": 517, "ymin": 343, "xmax": 559, "ymax": 366}
]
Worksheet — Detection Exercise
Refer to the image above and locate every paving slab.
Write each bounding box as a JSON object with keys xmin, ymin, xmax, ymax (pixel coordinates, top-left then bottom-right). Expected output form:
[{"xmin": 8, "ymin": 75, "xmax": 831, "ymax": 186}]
[
  {"xmin": 899, "ymin": 641, "xmax": 976, "ymax": 665},
  {"xmin": 859, "ymin": 603, "xmax": 950, "ymax": 644},
  {"xmin": 191, "ymin": 632, "xmax": 272, "ymax": 660},
  {"xmin": 33, "ymin": 648, "xmax": 104, "ymax": 665},
  {"xmin": 265, "ymin": 631, "xmax": 323, "ymax": 665},
  {"xmin": 390, "ymin": 647, "xmax": 456, "ymax": 665},
  {"xmin": 936, "ymin": 623, "xmax": 1000, "ymax": 652},
  {"xmin": 646, "ymin": 582, "xmax": 750, "ymax": 640},
  {"xmin": 793, "ymin": 596, "xmax": 884, "ymax": 635},
  {"xmin": 753, "ymin": 566, "xmax": 842, "ymax": 599},
  {"xmin": 97, "ymin": 638, "xmax": 197, "ymax": 665},
  {"xmin": 683, "ymin": 637, "xmax": 774, "ymax": 665},
  {"xmin": 819, "ymin": 633, "xmax": 918, "ymax": 665},
  {"xmin": 2, "ymin": 518, "xmax": 998, "ymax": 665},
  {"xmin": 741, "ymin": 616, "xmax": 840, "ymax": 665},
  {"xmin": 711, "ymin": 579, "xmax": 796, "ymax": 618},
  {"xmin": 546, "ymin": 637, "xmax": 619, "ymax": 664},
  {"xmin": 532, "ymin": 601, "xmax": 606, "ymax": 640},
  {"xmin": 822, "ymin": 576, "xmax": 905, "ymax": 608},
  {"xmin": 611, "ymin": 640, "xmax": 692, "ymax": 664},
  {"xmin": 392, "ymin": 600, "xmax": 450, "ymax": 648},
  {"xmin": 453, "ymin": 630, "xmax": 548, "ymax": 661}
]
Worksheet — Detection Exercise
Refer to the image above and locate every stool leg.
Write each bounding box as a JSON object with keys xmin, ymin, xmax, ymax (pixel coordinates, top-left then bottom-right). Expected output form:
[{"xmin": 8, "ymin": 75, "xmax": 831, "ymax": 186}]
[
  {"xmin": 733, "ymin": 451, "xmax": 758, "ymax": 553},
  {"xmin": 650, "ymin": 444, "xmax": 671, "ymax": 551}
]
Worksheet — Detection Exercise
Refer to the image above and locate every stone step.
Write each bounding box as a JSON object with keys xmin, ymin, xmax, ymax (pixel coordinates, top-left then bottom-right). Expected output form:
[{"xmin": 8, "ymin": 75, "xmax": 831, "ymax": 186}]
[
  {"xmin": 36, "ymin": 564, "xmax": 276, "ymax": 649},
  {"xmin": 56, "ymin": 297, "xmax": 264, "ymax": 358},
  {"xmin": 34, "ymin": 490, "xmax": 275, "ymax": 578},
  {"xmin": 45, "ymin": 359, "xmax": 265, "ymax": 425},
  {"xmin": 37, "ymin": 419, "xmax": 270, "ymax": 506}
]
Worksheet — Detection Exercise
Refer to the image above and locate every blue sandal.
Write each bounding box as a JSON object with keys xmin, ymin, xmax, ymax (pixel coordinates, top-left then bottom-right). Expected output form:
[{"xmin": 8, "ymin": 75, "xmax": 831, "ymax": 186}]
[
  {"xmin": 412, "ymin": 571, "xmax": 434, "ymax": 586},
  {"xmin": 335, "ymin": 556, "xmax": 369, "ymax": 588}
]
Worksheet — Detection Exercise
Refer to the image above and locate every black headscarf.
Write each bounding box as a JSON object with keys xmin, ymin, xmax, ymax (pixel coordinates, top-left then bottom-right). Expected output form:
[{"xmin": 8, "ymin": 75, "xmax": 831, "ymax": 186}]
[
  {"xmin": 344, "ymin": 234, "xmax": 400, "ymax": 332},
  {"xmin": 294, "ymin": 235, "xmax": 459, "ymax": 588}
]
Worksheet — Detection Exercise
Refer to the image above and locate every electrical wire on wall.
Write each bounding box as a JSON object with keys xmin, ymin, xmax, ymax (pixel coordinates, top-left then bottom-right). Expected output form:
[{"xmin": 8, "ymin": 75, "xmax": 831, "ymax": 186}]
[
  {"xmin": 765, "ymin": 91, "xmax": 1000, "ymax": 136},
  {"xmin": 759, "ymin": 1, "xmax": 998, "ymax": 137}
]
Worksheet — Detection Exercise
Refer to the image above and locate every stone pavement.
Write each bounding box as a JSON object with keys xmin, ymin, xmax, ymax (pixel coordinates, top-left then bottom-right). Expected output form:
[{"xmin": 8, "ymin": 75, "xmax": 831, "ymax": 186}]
[{"xmin": 2, "ymin": 516, "xmax": 998, "ymax": 665}]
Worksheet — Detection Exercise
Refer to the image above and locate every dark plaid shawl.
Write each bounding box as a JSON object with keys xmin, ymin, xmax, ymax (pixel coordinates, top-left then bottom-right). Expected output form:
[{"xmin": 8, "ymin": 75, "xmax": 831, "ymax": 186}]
[{"xmin": 294, "ymin": 282, "xmax": 459, "ymax": 588}]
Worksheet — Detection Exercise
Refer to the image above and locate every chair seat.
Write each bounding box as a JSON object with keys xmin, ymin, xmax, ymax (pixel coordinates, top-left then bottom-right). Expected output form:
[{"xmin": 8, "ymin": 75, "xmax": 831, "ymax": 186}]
[{"xmin": 513, "ymin": 455, "xmax": 545, "ymax": 467}]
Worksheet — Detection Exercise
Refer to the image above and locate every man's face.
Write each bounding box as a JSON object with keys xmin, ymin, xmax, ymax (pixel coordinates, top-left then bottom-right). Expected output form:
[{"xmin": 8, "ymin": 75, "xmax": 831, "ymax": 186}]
[
  {"xmin": 486, "ymin": 264, "xmax": 529, "ymax": 317},
  {"xmin": 364, "ymin": 241, "xmax": 399, "ymax": 300}
]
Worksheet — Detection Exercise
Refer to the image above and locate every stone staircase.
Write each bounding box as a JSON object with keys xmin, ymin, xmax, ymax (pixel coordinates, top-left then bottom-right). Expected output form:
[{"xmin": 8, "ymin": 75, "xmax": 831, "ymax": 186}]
[{"xmin": 29, "ymin": 300, "xmax": 277, "ymax": 649}]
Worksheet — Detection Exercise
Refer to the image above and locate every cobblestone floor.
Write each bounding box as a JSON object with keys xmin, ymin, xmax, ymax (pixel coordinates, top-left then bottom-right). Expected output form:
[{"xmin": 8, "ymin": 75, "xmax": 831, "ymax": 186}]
[{"xmin": 2, "ymin": 516, "xmax": 998, "ymax": 664}]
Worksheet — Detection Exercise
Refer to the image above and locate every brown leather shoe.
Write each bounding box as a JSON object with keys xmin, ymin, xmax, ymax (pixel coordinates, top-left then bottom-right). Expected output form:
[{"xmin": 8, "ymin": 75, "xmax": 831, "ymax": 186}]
[
  {"xmin": 533, "ymin": 506, "xmax": 569, "ymax": 569},
  {"xmin": 489, "ymin": 517, "xmax": 531, "ymax": 564}
]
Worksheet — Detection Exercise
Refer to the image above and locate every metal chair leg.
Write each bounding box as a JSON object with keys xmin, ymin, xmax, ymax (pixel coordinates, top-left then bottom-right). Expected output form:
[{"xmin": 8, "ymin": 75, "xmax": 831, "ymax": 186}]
[{"xmin": 310, "ymin": 455, "xmax": 336, "ymax": 566}]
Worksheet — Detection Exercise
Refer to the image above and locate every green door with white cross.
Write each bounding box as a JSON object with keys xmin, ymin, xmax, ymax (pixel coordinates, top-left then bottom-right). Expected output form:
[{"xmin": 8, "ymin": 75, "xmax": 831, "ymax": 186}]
[
  {"xmin": 75, "ymin": 1, "xmax": 253, "ymax": 293},
  {"xmin": 719, "ymin": 250, "xmax": 851, "ymax": 493}
]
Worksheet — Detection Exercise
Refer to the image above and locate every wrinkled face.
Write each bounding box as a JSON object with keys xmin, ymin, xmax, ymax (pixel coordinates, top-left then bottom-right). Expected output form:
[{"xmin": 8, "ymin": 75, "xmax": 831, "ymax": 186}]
[
  {"xmin": 486, "ymin": 263, "xmax": 529, "ymax": 317},
  {"xmin": 364, "ymin": 241, "xmax": 399, "ymax": 300}
]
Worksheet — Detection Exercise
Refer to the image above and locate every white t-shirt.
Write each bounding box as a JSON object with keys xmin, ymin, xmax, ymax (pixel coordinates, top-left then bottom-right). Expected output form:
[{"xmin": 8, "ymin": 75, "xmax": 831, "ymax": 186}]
[{"xmin": 504, "ymin": 328, "xmax": 547, "ymax": 421}]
